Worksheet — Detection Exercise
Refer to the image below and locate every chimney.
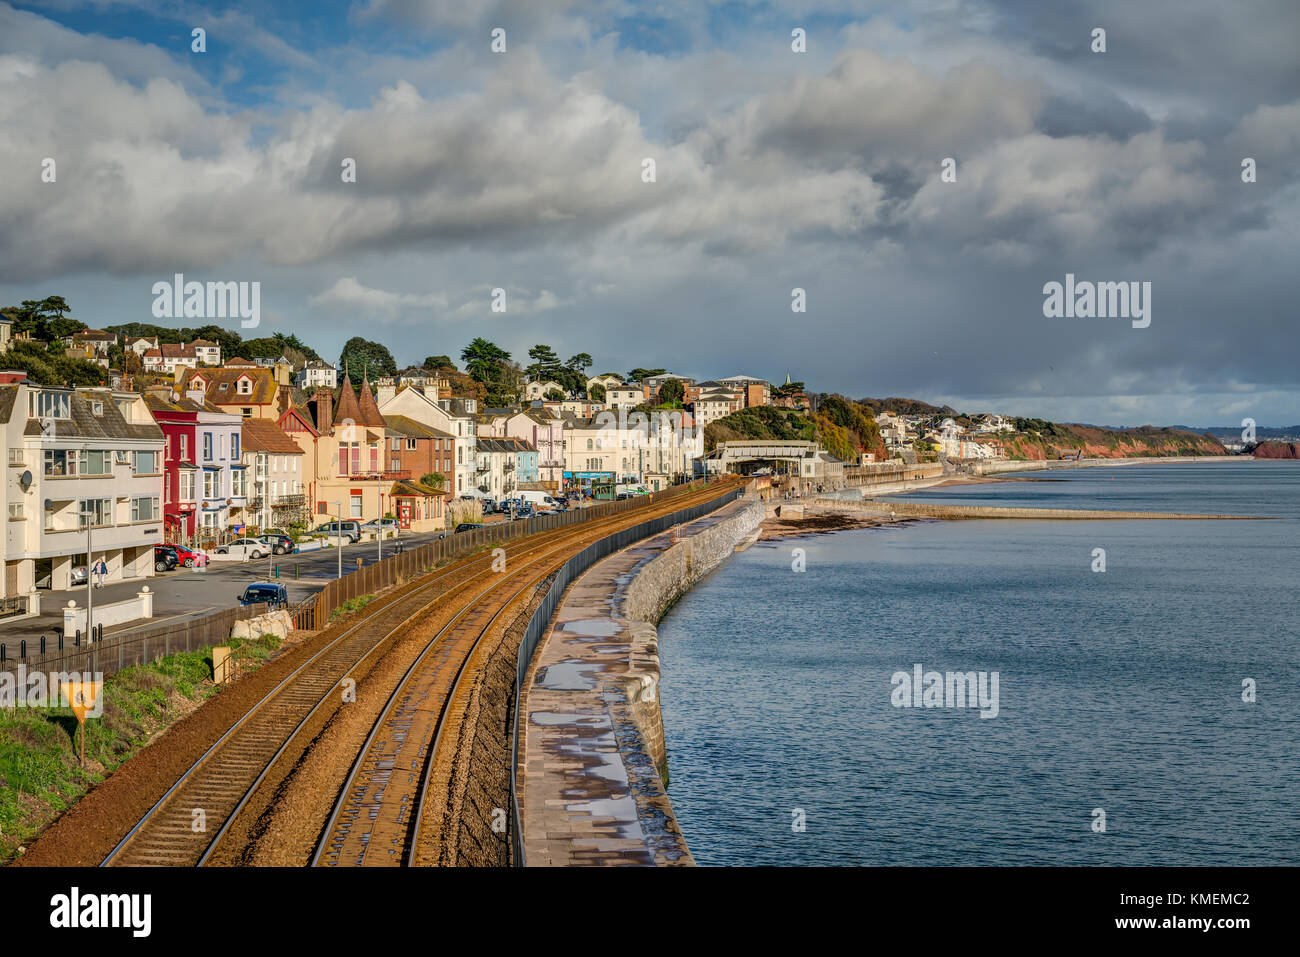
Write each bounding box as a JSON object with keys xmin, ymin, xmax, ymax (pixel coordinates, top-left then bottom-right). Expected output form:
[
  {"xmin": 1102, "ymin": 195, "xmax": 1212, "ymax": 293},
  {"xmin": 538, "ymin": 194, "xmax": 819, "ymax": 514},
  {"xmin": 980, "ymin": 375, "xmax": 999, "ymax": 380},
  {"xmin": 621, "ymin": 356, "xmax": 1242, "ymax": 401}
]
[{"xmin": 312, "ymin": 388, "xmax": 334, "ymax": 434}]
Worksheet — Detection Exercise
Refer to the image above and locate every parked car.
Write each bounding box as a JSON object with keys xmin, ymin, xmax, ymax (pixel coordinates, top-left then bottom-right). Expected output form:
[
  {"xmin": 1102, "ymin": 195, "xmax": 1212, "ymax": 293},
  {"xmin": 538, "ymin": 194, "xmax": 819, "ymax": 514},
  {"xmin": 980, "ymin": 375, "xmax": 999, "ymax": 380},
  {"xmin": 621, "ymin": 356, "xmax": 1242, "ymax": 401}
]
[
  {"xmin": 161, "ymin": 542, "xmax": 209, "ymax": 567},
  {"xmin": 514, "ymin": 506, "xmax": 536, "ymax": 520},
  {"xmin": 70, "ymin": 565, "xmax": 88, "ymax": 586},
  {"xmin": 214, "ymin": 537, "xmax": 272, "ymax": 559},
  {"xmin": 258, "ymin": 533, "xmax": 297, "ymax": 555},
  {"xmin": 237, "ymin": 582, "xmax": 288, "ymax": 608},
  {"xmin": 454, "ymin": 523, "xmax": 484, "ymax": 533},
  {"xmin": 311, "ymin": 521, "xmax": 361, "ymax": 544},
  {"xmin": 154, "ymin": 546, "xmax": 180, "ymax": 572},
  {"xmin": 360, "ymin": 518, "xmax": 400, "ymax": 533}
]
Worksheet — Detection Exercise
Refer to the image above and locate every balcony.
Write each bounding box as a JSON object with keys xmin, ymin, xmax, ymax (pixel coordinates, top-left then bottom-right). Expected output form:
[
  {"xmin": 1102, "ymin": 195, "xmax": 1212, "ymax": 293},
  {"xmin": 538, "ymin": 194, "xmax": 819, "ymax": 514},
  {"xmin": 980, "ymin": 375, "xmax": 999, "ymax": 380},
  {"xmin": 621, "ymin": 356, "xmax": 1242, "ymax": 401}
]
[{"xmin": 335, "ymin": 469, "xmax": 412, "ymax": 481}]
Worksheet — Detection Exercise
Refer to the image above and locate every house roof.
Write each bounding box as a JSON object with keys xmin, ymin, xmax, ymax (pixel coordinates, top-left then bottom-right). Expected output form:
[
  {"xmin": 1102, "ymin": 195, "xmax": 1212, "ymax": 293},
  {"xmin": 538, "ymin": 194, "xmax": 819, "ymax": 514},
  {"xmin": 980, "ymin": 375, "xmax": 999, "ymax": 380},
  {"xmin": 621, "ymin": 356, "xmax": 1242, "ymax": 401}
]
[
  {"xmin": 180, "ymin": 366, "xmax": 278, "ymax": 406},
  {"xmin": 355, "ymin": 377, "xmax": 386, "ymax": 429},
  {"xmin": 190, "ymin": 338, "xmax": 218, "ymax": 347},
  {"xmin": 144, "ymin": 392, "xmax": 224, "ymax": 415},
  {"xmin": 390, "ymin": 478, "xmax": 453, "ymax": 498},
  {"xmin": 383, "ymin": 414, "xmax": 453, "ymax": 440},
  {"xmin": 4, "ymin": 386, "xmax": 163, "ymax": 441},
  {"xmin": 224, "ymin": 357, "xmax": 257, "ymax": 367},
  {"xmin": 240, "ymin": 417, "xmax": 303, "ymax": 455}
]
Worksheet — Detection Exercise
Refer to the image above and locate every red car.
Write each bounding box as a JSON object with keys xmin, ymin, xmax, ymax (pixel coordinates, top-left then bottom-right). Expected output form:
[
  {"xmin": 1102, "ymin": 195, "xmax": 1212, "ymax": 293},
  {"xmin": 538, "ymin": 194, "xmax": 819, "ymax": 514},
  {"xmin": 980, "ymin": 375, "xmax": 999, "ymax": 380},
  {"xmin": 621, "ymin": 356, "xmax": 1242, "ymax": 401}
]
[{"xmin": 162, "ymin": 542, "xmax": 209, "ymax": 568}]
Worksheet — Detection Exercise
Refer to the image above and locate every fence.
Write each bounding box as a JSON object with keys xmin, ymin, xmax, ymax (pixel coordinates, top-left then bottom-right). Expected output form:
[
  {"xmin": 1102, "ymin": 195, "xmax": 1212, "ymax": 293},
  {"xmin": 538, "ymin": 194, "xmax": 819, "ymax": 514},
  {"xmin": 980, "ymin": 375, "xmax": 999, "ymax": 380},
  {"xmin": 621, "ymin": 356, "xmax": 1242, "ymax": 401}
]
[
  {"xmin": 0, "ymin": 603, "xmax": 274, "ymax": 681},
  {"xmin": 292, "ymin": 479, "xmax": 718, "ymax": 631},
  {"xmin": 509, "ymin": 484, "xmax": 745, "ymax": 865}
]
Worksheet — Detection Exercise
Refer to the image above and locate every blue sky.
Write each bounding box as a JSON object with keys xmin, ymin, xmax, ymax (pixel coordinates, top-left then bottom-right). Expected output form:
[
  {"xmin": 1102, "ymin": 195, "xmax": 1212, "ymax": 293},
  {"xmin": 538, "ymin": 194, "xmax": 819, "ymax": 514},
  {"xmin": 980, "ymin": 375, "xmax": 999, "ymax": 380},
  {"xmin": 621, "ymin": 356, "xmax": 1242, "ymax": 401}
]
[{"xmin": 2, "ymin": 0, "xmax": 1298, "ymax": 426}]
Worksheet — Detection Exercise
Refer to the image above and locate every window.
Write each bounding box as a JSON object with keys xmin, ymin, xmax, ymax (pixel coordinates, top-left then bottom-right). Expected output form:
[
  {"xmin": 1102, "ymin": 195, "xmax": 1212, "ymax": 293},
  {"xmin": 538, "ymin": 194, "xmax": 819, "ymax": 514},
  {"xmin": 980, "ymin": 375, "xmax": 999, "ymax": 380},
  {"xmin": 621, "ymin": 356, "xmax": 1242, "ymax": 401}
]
[
  {"xmin": 78, "ymin": 498, "xmax": 111, "ymax": 526},
  {"xmin": 7, "ymin": 448, "xmax": 22, "ymax": 465},
  {"xmin": 43, "ymin": 449, "xmax": 76, "ymax": 476},
  {"xmin": 134, "ymin": 450, "xmax": 157, "ymax": 474},
  {"xmin": 350, "ymin": 495, "xmax": 362, "ymax": 519},
  {"xmin": 203, "ymin": 470, "xmax": 218, "ymax": 499},
  {"xmin": 586, "ymin": 439, "xmax": 594, "ymax": 450},
  {"xmin": 242, "ymin": 408, "xmax": 252, "ymax": 417},
  {"xmin": 232, "ymin": 469, "xmax": 247, "ymax": 497},
  {"xmin": 391, "ymin": 438, "xmax": 401, "ymax": 451},
  {"xmin": 407, "ymin": 438, "xmax": 417, "ymax": 450},
  {"xmin": 232, "ymin": 434, "xmax": 240, "ymax": 460},
  {"xmin": 180, "ymin": 470, "xmax": 195, "ymax": 500},
  {"xmin": 202, "ymin": 511, "xmax": 218, "ymax": 530},
  {"xmin": 203, "ymin": 433, "xmax": 213, "ymax": 461},
  {"xmin": 180, "ymin": 435, "xmax": 188, "ymax": 460},
  {"xmin": 78, "ymin": 450, "xmax": 111, "ymax": 475},
  {"xmin": 391, "ymin": 458, "xmax": 401, "ymax": 471},
  {"xmin": 237, "ymin": 377, "xmax": 252, "ymax": 395},
  {"xmin": 33, "ymin": 392, "xmax": 70, "ymax": 419},
  {"xmin": 130, "ymin": 497, "xmax": 159, "ymax": 521},
  {"xmin": 8, "ymin": 503, "xmax": 23, "ymax": 519}
]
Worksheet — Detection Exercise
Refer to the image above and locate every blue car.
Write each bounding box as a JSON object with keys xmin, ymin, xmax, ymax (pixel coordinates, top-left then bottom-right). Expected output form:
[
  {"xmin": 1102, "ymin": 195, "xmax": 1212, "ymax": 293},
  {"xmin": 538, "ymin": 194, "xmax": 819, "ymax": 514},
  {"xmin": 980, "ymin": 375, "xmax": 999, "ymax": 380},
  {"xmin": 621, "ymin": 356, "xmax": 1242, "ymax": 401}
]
[{"xmin": 237, "ymin": 582, "xmax": 288, "ymax": 608}]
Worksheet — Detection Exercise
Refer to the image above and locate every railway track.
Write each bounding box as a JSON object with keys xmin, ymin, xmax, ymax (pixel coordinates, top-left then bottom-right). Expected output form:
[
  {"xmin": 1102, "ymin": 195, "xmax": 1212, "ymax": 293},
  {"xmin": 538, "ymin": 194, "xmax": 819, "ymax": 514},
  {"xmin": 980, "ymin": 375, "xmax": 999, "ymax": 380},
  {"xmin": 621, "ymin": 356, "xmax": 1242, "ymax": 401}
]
[
  {"xmin": 312, "ymin": 479, "xmax": 742, "ymax": 867},
  {"xmin": 101, "ymin": 483, "xmax": 737, "ymax": 866}
]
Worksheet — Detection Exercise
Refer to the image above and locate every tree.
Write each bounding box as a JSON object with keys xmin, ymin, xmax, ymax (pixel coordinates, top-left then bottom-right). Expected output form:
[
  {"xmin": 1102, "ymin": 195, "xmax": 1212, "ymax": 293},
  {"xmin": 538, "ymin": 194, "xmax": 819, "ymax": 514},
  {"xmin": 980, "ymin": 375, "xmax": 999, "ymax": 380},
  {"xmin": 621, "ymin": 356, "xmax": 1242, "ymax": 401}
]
[
  {"xmin": 272, "ymin": 332, "xmax": 319, "ymax": 361},
  {"xmin": 658, "ymin": 379, "xmax": 685, "ymax": 405},
  {"xmin": 566, "ymin": 352, "xmax": 592, "ymax": 373},
  {"xmin": 544, "ymin": 388, "xmax": 565, "ymax": 401},
  {"xmin": 461, "ymin": 337, "xmax": 511, "ymax": 385},
  {"xmin": 627, "ymin": 367, "xmax": 666, "ymax": 383},
  {"xmin": 589, "ymin": 383, "xmax": 606, "ymax": 403},
  {"xmin": 339, "ymin": 336, "xmax": 398, "ymax": 381},
  {"xmin": 525, "ymin": 344, "xmax": 562, "ymax": 382},
  {"xmin": 3, "ymin": 340, "xmax": 107, "ymax": 387},
  {"xmin": 422, "ymin": 355, "xmax": 455, "ymax": 371},
  {"xmin": 48, "ymin": 316, "xmax": 88, "ymax": 340},
  {"xmin": 420, "ymin": 472, "xmax": 445, "ymax": 490}
]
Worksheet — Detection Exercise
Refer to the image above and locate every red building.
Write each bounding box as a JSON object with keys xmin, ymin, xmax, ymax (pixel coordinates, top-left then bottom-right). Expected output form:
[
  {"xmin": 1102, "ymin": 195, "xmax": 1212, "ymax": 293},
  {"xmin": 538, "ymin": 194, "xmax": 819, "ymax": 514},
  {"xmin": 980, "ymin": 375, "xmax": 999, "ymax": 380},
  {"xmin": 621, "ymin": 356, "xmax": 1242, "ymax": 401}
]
[{"xmin": 145, "ymin": 391, "xmax": 244, "ymax": 540}]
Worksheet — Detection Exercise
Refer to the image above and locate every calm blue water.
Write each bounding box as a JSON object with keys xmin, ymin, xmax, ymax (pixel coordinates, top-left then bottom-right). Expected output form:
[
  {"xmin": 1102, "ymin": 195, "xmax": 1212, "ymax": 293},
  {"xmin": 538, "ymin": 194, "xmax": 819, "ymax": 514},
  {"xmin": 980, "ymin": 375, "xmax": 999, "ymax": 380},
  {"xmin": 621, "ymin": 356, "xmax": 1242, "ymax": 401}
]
[{"xmin": 657, "ymin": 462, "xmax": 1300, "ymax": 865}]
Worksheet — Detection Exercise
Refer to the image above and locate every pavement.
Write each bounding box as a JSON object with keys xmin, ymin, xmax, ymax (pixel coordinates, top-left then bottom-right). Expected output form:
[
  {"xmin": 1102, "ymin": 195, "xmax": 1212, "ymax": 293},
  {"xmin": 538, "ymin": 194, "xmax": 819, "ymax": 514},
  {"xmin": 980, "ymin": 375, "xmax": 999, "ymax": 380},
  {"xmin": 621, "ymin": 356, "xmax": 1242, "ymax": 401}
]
[{"xmin": 0, "ymin": 529, "xmax": 453, "ymax": 640}]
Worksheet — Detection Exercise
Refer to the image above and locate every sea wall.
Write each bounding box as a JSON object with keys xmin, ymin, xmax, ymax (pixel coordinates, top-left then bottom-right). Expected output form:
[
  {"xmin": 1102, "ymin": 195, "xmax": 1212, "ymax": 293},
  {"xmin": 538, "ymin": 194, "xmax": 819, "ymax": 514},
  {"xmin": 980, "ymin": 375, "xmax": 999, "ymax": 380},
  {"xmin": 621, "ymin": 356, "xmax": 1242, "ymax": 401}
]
[{"xmin": 519, "ymin": 497, "xmax": 763, "ymax": 866}]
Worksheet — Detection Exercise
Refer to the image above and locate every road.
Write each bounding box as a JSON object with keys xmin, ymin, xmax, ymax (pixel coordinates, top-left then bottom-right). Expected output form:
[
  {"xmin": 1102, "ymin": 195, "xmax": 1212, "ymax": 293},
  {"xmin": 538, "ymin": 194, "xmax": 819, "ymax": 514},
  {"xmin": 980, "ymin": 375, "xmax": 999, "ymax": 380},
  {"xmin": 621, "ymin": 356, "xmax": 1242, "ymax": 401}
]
[{"xmin": 0, "ymin": 530, "xmax": 453, "ymax": 643}]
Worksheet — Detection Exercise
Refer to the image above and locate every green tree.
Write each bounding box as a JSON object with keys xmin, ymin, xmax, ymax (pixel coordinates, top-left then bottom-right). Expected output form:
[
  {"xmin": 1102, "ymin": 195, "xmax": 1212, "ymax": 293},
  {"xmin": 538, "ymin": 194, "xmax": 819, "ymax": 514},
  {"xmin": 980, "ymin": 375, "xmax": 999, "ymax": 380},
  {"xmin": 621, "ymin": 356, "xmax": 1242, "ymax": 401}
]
[
  {"xmin": 461, "ymin": 337, "xmax": 511, "ymax": 385},
  {"xmin": 339, "ymin": 336, "xmax": 398, "ymax": 380},
  {"xmin": 566, "ymin": 352, "xmax": 592, "ymax": 373},
  {"xmin": 658, "ymin": 379, "xmax": 685, "ymax": 405},
  {"xmin": 422, "ymin": 355, "xmax": 455, "ymax": 371},
  {"xmin": 589, "ymin": 383, "xmax": 606, "ymax": 403},
  {"xmin": 3, "ymin": 340, "xmax": 107, "ymax": 386},
  {"xmin": 420, "ymin": 472, "xmax": 445, "ymax": 490},
  {"xmin": 544, "ymin": 388, "xmax": 565, "ymax": 401},
  {"xmin": 272, "ymin": 332, "xmax": 320, "ymax": 362},
  {"xmin": 48, "ymin": 316, "xmax": 88, "ymax": 340},
  {"xmin": 526, "ymin": 344, "xmax": 562, "ymax": 381},
  {"xmin": 627, "ymin": 367, "xmax": 666, "ymax": 383}
]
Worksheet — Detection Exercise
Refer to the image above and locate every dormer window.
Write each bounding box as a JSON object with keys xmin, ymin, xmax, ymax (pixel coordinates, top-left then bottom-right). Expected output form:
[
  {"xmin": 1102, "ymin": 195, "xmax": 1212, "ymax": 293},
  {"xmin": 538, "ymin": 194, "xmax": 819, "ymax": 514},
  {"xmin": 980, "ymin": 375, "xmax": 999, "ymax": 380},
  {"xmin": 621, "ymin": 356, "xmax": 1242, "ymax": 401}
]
[
  {"xmin": 219, "ymin": 383, "xmax": 229, "ymax": 391},
  {"xmin": 237, "ymin": 377, "xmax": 252, "ymax": 395},
  {"xmin": 91, "ymin": 400, "xmax": 103, "ymax": 416}
]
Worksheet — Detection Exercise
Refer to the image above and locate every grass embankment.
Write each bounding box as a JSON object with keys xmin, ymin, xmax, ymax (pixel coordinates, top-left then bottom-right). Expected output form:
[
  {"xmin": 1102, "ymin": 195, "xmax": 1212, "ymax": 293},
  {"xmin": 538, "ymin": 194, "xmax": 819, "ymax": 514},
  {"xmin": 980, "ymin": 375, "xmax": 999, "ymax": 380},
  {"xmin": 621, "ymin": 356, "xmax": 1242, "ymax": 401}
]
[
  {"xmin": 0, "ymin": 632, "xmax": 281, "ymax": 865},
  {"xmin": 329, "ymin": 594, "xmax": 375, "ymax": 621}
]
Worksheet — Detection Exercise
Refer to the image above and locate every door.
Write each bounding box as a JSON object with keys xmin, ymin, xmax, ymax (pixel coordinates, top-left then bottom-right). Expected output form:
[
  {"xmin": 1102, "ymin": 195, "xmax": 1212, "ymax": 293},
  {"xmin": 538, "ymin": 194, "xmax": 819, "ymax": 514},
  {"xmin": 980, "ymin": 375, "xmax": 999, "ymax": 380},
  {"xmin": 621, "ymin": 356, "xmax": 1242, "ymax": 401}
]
[{"xmin": 398, "ymin": 502, "xmax": 412, "ymax": 529}]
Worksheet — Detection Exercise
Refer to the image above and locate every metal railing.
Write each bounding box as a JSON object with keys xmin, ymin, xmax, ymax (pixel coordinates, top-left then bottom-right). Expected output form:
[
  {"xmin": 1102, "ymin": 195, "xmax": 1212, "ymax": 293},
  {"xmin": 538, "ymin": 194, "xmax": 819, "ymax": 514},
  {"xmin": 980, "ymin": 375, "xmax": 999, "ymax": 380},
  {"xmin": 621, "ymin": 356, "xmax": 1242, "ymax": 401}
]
[
  {"xmin": 509, "ymin": 483, "xmax": 743, "ymax": 865},
  {"xmin": 292, "ymin": 480, "xmax": 717, "ymax": 633},
  {"xmin": 0, "ymin": 603, "xmax": 275, "ymax": 679}
]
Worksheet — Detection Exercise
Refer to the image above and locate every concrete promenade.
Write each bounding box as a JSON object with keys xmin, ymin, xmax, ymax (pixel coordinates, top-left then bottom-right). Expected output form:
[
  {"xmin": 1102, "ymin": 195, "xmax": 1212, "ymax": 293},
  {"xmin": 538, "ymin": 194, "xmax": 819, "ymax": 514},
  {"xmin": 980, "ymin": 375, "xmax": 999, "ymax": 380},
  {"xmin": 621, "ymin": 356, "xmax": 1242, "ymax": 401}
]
[{"xmin": 518, "ymin": 497, "xmax": 762, "ymax": 866}]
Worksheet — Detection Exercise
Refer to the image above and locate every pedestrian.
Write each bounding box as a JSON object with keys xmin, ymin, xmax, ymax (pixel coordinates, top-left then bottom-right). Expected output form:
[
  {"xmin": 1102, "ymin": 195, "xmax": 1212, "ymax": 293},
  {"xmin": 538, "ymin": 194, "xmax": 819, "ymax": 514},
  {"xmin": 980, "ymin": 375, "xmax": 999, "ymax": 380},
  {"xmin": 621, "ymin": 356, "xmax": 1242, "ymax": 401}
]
[{"xmin": 93, "ymin": 556, "xmax": 108, "ymax": 588}]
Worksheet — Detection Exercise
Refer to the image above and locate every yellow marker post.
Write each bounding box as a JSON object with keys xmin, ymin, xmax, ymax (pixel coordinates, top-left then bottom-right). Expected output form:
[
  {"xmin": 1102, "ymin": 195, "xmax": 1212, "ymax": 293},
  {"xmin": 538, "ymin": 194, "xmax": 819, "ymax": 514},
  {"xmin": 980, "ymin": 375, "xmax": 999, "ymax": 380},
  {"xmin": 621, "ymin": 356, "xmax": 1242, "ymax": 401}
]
[{"xmin": 60, "ymin": 680, "xmax": 102, "ymax": 769}]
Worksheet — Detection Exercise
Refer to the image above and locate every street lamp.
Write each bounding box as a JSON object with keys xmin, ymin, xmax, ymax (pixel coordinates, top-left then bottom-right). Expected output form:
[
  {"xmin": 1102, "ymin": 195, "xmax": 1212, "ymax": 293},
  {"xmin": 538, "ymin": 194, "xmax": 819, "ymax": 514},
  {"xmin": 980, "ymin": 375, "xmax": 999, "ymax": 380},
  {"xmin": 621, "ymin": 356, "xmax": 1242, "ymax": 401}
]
[{"xmin": 80, "ymin": 503, "xmax": 93, "ymax": 638}]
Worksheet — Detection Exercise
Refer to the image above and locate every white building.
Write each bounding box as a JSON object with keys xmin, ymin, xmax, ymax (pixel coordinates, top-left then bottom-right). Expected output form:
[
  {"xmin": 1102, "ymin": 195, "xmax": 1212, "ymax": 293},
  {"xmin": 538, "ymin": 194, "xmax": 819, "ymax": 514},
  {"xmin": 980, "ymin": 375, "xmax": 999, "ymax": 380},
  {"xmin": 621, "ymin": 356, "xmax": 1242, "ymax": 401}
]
[
  {"xmin": 2, "ymin": 380, "xmax": 166, "ymax": 597},
  {"xmin": 295, "ymin": 359, "xmax": 338, "ymax": 390},
  {"xmin": 604, "ymin": 387, "xmax": 645, "ymax": 411},
  {"xmin": 562, "ymin": 410, "xmax": 702, "ymax": 489},
  {"xmin": 377, "ymin": 388, "xmax": 479, "ymax": 495},
  {"xmin": 142, "ymin": 343, "xmax": 199, "ymax": 376},
  {"xmin": 525, "ymin": 380, "xmax": 564, "ymax": 401},
  {"xmin": 191, "ymin": 339, "xmax": 222, "ymax": 366}
]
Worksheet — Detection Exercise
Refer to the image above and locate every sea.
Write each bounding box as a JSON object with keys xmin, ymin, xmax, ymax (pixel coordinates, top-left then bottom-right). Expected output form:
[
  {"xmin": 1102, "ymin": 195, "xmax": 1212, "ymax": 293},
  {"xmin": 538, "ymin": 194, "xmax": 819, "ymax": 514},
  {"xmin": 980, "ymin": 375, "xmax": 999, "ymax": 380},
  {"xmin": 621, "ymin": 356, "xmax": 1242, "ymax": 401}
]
[{"xmin": 656, "ymin": 460, "xmax": 1300, "ymax": 865}]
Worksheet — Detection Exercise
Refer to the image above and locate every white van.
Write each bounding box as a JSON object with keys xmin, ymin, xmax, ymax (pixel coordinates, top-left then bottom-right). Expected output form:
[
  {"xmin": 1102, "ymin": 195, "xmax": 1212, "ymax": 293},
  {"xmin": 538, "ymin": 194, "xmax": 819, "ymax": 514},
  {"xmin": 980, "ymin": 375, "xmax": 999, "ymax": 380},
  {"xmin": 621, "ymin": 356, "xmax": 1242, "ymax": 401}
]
[{"xmin": 517, "ymin": 490, "xmax": 559, "ymax": 510}]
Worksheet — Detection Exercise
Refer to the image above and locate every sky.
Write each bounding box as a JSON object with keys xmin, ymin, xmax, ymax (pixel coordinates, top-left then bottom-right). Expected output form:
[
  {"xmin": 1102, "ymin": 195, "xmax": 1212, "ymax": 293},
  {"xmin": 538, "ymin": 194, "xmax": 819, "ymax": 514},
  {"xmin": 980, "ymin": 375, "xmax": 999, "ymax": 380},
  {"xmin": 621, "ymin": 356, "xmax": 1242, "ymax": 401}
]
[{"xmin": 1, "ymin": 0, "xmax": 1297, "ymax": 427}]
